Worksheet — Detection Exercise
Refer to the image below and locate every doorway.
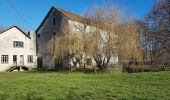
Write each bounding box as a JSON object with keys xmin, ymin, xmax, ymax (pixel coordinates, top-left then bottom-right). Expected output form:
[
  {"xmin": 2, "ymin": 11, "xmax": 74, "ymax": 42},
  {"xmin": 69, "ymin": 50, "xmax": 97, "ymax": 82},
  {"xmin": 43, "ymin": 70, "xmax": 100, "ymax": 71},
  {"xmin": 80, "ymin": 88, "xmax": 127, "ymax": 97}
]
[
  {"xmin": 13, "ymin": 55, "xmax": 17, "ymax": 66},
  {"xmin": 20, "ymin": 55, "xmax": 24, "ymax": 66},
  {"xmin": 37, "ymin": 57, "xmax": 42, "ymax": 68}
]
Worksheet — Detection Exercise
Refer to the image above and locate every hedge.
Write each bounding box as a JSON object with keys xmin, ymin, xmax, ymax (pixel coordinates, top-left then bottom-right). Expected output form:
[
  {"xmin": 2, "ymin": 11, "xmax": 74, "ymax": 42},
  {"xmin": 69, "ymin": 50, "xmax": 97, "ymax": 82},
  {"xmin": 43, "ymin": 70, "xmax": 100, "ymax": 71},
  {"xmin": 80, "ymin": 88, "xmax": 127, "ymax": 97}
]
[{"xmin": 125, "ymin": 65, "xmax": 168, "ymax": 73}]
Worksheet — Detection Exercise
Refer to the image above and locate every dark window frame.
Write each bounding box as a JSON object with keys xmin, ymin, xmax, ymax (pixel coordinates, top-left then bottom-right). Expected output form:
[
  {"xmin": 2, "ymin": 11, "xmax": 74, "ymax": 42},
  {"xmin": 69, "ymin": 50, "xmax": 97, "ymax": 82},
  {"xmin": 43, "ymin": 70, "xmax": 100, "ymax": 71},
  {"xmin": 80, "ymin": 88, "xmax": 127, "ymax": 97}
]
[
  {"xmin": 13, "ymin": 55, "xmax": 17, "ymax": 64},
  {"xmin": 37, "ymin": 34, "xmax": 40, "ymax": 38},
  {"xmin": 53, "ymin": 32, "xmax": 56, "ymax": 35},
  {"xmin": 13, "ymin": 41, "xmax": 24, "ymax": 48},
  {"xmin": 53, "ymin": 18, "xmax": 56, "ymax": 25},
  {"xmin": 1, "ymin": 55, "xmax": 9, "ymax": 64},
  {"xmin": 27, "ymin": 55, "xmax": 33, "ymax": 63},
  {"xmin": 86, "ymin": 58, "xmax": 92, "ymax": 65}
]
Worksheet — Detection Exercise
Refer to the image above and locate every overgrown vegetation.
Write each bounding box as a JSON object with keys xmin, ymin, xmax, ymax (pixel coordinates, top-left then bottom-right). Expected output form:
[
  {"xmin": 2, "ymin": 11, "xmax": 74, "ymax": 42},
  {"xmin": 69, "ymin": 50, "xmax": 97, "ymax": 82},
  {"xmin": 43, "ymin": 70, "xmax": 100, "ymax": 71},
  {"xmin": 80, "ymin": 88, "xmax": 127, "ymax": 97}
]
[
  {"xmin": 47, "ymin": 1, "xmax": 142, "ymax": 71},
  {"xmin": 0, "ymin": 72, "xmax": 170, "ymax": 99}
]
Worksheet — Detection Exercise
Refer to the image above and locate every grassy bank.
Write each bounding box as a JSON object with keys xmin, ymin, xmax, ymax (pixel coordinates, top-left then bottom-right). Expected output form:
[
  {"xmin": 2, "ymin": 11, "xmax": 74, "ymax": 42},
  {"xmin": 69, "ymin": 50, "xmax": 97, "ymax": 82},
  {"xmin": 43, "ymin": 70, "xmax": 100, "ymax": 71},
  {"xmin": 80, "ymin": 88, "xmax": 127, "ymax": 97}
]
[{"xmin": 0, "ymin": 71, "xmax": 170, "ymax": 100}]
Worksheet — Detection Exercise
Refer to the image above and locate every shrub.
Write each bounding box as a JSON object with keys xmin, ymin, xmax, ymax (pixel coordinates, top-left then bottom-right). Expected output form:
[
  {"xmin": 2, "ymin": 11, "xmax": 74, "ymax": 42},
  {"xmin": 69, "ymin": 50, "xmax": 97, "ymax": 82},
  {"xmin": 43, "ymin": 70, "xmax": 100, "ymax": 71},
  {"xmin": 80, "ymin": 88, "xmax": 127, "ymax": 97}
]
[{"xmin": 125, "ymin": 65, "xmax": 164, "ymax": 73}]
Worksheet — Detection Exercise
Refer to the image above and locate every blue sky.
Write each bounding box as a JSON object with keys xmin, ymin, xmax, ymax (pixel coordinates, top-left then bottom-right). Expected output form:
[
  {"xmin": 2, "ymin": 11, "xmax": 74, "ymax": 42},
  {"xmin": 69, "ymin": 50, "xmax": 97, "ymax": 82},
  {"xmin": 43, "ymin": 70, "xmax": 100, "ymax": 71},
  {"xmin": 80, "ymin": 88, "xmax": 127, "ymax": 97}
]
[{"xmin": 0, "ymin": 0, "xmax": 155, "ymax": 31}]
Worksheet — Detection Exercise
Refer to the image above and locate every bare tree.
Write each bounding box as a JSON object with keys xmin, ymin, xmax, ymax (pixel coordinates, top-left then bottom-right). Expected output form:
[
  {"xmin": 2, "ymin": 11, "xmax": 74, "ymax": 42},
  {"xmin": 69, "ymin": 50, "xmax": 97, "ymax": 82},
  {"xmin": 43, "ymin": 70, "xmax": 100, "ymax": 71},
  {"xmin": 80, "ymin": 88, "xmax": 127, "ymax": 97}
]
[
  {"xmin": 86, "ymin": 2, "xmax": 143, "ymax": 68},
  {"xmin": 145, "ymin": 0, "xmax": 170, "ymax": 65},
  {"xmin": 137, "ymin": 20, "xmax": 151, "ymax": 64},
  {"xmin": 83, "ymin": 3, "xmax": 121, "ymax": 71}
]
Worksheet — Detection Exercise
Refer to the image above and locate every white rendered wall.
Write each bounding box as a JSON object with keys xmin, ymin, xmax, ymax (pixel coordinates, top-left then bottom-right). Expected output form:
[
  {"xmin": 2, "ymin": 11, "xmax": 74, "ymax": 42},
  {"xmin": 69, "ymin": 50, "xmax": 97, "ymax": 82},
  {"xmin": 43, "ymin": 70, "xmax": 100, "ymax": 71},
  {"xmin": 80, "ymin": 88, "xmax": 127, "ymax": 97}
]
[
  {"xmin": 0, "ymin": 27, "xmax": 37, "ymax": 71},
  {"xmin": 68, "ymin": 20, "xmax": 119, "ymax": 65}
]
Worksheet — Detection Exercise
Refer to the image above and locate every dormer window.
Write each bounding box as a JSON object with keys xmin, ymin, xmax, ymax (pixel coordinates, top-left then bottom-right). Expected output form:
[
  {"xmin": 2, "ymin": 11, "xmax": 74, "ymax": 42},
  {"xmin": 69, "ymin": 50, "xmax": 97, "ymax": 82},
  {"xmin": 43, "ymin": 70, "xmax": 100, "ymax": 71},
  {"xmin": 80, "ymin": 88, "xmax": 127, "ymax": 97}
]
[
  {"xmin": 53, "ymin": 18, "xmax": 56, "ymax": 25},
  {"xmin": 13, "ymin": 41, "xmax": 24, "ymax": 48}
]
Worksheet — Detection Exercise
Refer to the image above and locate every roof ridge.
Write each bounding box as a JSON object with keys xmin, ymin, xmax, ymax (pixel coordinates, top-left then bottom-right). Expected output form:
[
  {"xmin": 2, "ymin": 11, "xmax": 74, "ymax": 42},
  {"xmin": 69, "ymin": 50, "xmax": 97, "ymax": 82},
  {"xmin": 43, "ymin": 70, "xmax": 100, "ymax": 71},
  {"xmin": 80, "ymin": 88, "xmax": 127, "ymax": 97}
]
[
  {"xmin": 36, "ymin": 6, "xmax": 98, "ymax": 33},
  {"xmin": 0, "ymin": 25, "xmax": 16, "ymax": 33},
  {"xmin": 53, "ymin": 6, "xmax": 86, "ymax": 23},
  {"xmin": 0, "ymin": 25, "xmax": 30, "ymax": 39},
  {"xmin": 53, "ymin": 6, "xmax": 84, "ymax": 19}
]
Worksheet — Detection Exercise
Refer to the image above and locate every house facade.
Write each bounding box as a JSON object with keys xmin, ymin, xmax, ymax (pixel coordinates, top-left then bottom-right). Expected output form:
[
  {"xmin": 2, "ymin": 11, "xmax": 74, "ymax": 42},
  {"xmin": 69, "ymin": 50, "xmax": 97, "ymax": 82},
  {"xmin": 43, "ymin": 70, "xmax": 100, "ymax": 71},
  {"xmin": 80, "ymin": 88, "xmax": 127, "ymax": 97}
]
[
  {"xmin": 36, "ymin": 6, "xmax": 118, "ymax": 69},
  {"xmin": 0, "ymin": 26, "xmax": 37, "ymax": 71}
]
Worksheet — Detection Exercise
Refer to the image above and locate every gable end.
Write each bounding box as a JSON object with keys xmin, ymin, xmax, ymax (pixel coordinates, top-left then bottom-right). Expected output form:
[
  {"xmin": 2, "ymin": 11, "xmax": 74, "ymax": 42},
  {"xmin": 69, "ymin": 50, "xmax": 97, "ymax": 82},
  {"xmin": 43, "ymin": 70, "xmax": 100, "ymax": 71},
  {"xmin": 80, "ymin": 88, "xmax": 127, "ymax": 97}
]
[{"xmin": 0, "ymin": 25, "xmax": 30, "ymax": 39}]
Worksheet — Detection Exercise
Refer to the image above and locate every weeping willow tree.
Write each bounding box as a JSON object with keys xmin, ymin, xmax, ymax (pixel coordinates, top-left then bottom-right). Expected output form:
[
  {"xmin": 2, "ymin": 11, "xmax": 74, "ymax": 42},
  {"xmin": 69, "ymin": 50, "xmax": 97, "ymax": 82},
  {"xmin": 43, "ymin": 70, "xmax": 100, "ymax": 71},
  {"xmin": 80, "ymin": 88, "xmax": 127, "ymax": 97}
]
[
  {"xmin": 84, "ymin": 2, "xmax": 142, "ymax": 70},
  {"xmin": 117, "ymin": 19, "xmax": 142, "ymax": 64},
  {"xmin": 82, "ymin": 3, "xmax": 120, "ymax": 71},
  {"xmin": 47, "ymin": 23, "xmax": 85, "ymax": 69}
]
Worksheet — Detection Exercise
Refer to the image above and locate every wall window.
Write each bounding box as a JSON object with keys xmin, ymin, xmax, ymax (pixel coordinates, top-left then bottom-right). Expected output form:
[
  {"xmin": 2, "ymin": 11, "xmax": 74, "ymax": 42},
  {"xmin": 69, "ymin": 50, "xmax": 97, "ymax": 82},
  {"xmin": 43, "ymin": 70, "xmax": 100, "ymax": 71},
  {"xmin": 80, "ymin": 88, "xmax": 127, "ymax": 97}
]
[
  {"xmin": 53, "ymin": 32, "xmax": 56, "ymax": 35},
  {"xmin": 86, "ymin": 58, "xmax": 92, "ymax": 65},
  {"xmin": 53, "ymin": 18, "xmax": 56, "ymax": 25},
  {"xmin": 1, "ymin": 55, "xmax": 8, "ymax": 64},
  {"xmin": 13, "ymin": 55, "xmax": 17, "ymax": 64},
  {"xmin": 27, "ymin": 55, "xmax": 33, "ymax": 63},
  {"xmin": 13, "ymin": 41, "xmax": 24, "ymax": 48},
  {"xmin": 37, "ymin": 34, "xmax": 40, "ymax": 38}
]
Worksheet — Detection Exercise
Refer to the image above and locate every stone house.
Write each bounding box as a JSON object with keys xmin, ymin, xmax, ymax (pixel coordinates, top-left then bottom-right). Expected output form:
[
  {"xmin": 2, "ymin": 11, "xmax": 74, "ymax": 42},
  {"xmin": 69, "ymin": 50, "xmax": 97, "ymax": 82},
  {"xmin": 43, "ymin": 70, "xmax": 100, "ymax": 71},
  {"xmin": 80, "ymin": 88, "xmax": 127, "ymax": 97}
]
[
  {"xmin": 36, "ymin": 6, "xmax": 118, "ymax": 69},
  {"xmin": 0, "ymin": 25, "xmax": 37, "ymax": 71}
]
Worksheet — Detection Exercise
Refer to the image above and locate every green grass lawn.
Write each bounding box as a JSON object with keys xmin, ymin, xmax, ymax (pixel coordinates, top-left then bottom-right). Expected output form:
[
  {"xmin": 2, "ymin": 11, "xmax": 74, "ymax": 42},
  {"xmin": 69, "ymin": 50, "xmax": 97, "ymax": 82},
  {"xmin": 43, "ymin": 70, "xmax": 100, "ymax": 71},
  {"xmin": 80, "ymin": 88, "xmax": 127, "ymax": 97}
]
[{"xmin": 0, "ymin": 71, "xmax": 170, "ymax": 100}]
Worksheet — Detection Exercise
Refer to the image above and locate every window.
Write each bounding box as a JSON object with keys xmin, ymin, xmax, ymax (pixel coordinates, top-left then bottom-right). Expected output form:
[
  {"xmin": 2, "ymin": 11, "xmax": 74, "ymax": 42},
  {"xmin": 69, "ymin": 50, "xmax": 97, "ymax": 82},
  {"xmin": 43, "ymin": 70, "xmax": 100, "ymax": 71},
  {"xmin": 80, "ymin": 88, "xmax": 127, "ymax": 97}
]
[
  {"xmin": 1, "ymin": 55, "xmax": 8, "ymax": 64},
  {"xmin": 37, "ymin": 34, "xmax": 40, "ymax": 38},
  {"xmin": 53, "ymin": 32, "xmax": 56, "ymax": 35},
  {"xmin": 13, "ymin": 41, "xmax": 24, "ymax": 48},
  {"xmin": 53, "ymin": 18, "xmax": 56, "ymax": 25},
  {"xmin": 86, "ymin": 58, "xmax": 92, "ymax": 65},
  {"xmin": 27, "ymin": 55, "xmax": 33, "ymax": 63},
  {"xmin": 13, "ymin": 55, "xmax": 17, "ymax": 64}
]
